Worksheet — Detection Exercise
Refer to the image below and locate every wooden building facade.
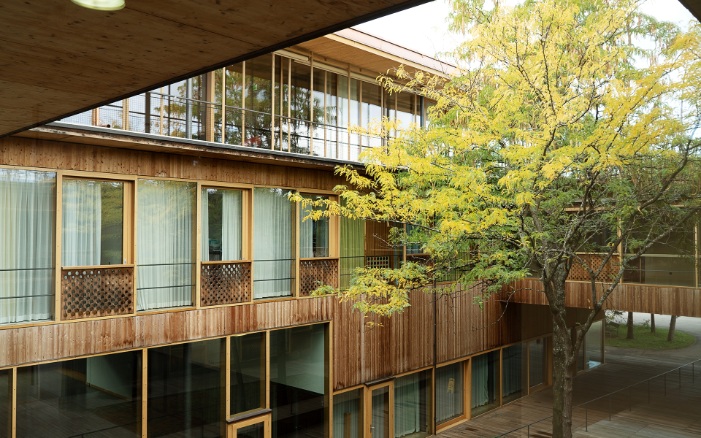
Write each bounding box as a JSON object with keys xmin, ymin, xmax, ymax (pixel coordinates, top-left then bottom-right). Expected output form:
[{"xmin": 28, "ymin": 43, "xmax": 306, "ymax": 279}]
[{"xmin": 0, "ymin": 31, "xmax": 603, "ymax": 438}]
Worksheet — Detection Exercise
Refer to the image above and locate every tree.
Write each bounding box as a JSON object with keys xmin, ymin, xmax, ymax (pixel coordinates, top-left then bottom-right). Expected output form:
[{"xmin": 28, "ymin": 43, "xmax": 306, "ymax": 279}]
[
  {"xmin": 297, "ymin": 1, "xmax": 701, "ymax": 436},
  {"xmin": 627, "ymin": 312, "xmax": 635, "ymax": 339},
  {"xmin": 668, "ymin": 315, "xmax": 679, "ymax": 341}
]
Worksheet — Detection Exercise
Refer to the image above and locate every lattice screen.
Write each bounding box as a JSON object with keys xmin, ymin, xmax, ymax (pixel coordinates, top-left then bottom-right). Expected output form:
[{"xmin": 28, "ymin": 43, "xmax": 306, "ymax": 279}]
[
  {"xmin": 568, "ymin": 254, "xmax": 620, "ymax": 282},
  {"xmin": 300, "ymin": 259, "xmax": 339, "ymax": 297},
  {"xmin": 200, "ymin": 262, "xmax": 251, "ymax": 306},
  {"xmin": 61, "ymin": 267, "xmax": 134, "ymax": 320}
]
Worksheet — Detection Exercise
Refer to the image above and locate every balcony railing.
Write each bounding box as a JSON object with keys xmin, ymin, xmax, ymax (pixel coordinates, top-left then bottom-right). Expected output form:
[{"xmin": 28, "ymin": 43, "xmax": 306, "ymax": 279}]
[
  {"xmin": 200, "ymin": 261, "xmax": 252, "ymax": 306},
  {"xmin": 299, "ymin": 258, "xmax": 339, "ymax": 297},
  {"xmin": 61, "ymin": 266, "xmax": 134, "ymax": 320}
]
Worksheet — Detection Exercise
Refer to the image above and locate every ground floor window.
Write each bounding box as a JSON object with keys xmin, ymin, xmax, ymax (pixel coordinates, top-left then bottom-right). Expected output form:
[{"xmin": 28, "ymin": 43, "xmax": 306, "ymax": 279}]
[
  {"xmin": 16, "ymin": 351, "xmax": 141, "ymax": 437},
  {"xmin": 333, "ymin": 389, "xmax": 362, "ymax": 438},
  {"xmin": 435, "ymin": 362, "xmax": 464, "ymax": 424},
  {"xmin": 394, "ymin": 370, "xmax": 431, "ymax": 438},
  {"xmin": 502, "ymin": 344, "xmax": 525, "ymax": 403},
  {"xmin": 231, "ymin": 332, "xmax": 265, "ymax": 415},
  {"xmin": 0, "ymin": 369, "xmax": 9, "ymax": 436},
  {"xmin": 471, "ymin": 351, "xmax": 500, "ymax": 416},
  {"xmin": 529, "ymin": 338, "xmax": 547, "ymax": 388}
]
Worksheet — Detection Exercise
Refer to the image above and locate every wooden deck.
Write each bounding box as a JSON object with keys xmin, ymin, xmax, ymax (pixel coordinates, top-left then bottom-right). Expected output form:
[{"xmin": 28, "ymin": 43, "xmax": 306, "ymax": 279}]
[{"xmin": 438, "ymin": 356, "xmax": 701, "ymax": 437}]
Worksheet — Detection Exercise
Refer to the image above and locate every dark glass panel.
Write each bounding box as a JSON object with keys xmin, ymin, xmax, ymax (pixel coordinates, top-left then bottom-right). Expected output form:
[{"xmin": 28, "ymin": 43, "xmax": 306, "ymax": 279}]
[
  {"xmin": 0, "ymin": 369, "xmax": 9, "ymax": 438},
  {"xmin": 502, "ymin": 344, "xmax": 526, "ymax": 403},
  {"xmin": 333, "ymin": 389, "xmax": 362, "ymax": 438},
  {"xmin": 244, "ymin": 55, "xmax": 273, "ymax": 149},
  {"xmin": 231, "ymin": 332, "xmax": 265, "ymax": 415}
]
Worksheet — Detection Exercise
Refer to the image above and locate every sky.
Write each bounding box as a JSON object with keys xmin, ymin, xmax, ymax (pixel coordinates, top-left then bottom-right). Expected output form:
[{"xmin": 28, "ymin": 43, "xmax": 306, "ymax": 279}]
[{"xmin": 354, "ymin": 0, "xmax": 697, "ymax": 58}]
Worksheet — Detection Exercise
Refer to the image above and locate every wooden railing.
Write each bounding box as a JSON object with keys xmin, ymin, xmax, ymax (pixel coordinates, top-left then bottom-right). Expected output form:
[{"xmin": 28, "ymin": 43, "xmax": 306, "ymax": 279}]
[
  {"xmin": 200, "ymin": 261, "xmax": 252, "ymax": 306},
  {"xmin": 61, "ymin": 266, "xmax": 134, "ymax": 320},
  {"xmin": 299, "ymin": 258, "xmax": 339, "ymax": 297}
]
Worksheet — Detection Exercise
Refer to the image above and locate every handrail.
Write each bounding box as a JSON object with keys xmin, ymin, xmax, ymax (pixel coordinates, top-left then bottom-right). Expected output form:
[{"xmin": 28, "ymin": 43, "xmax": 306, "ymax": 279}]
[{"xmin": 494, "ymin": 358, "xmax": 701, "ymax": 437}]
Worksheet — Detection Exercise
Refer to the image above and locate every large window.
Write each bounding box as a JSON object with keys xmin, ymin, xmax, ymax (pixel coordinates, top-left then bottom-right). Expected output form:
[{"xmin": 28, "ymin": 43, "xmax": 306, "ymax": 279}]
[
  {"xmin": 270, "ymin": 324, "xmax": 327, "ymax": 438},
  {"xmin": 16, "ymin": 351, "xmax": 141, "ymax": 437},
  {"xmin": 202, "ymin": 187, "xmax": 243, "ymax": 261},
  {"xmin": 253, "ymin": 188, "xmax": 294, "ymax": 299},
  {"xmin": 333, "ymin": 389, "xmax": 362, "ymax": 438},
  {"xmin": 62, "ymin": 178, "xmax": 125, "ymax": 266},
  {"xmin": 394, "ymin": 370, "xmax": 431, "ymax": 438},
  {"xmin": 435, "ymin": 362, "xmax": 463, "ymax": 424},
  {"xmin": 0, "ymin": 369, "xmax": 8, "ymax": 436},
  {"xmin": 148, "ymin": 340, "xmax": 224, "ymax": 437},
  {"xmin": 300, "ymin": 195, "xmax": 329, "ymax": 258},
  {"xmin": 0, "ymin": 169, "xmax": 56, "ymax": 324},
  {"xmin": 502, "ymin": 344, "xmax": 525, "ymax": 403},
  {"xmin": 231, "ymin": 332, "xmax": 265, "ymax": 415},
  {"xmin": 471, "ymin": 351, "xmax": 500, "ymax": 415},
  {"xmin": 137, "ymin": 179, "xmax": 195, "ymax": 311}
]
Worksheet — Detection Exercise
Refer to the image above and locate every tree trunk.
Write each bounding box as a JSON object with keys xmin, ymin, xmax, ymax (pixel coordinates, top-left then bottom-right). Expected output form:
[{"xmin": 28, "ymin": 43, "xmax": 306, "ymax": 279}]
[
  {"xmin": 551, "ymin": 319, "xmax": 576, "ymax": 438},
  {"xmin": 668, "ymin": 315, "xmax": 678, "ymax": 342},
  {"xmin": 626, "ymin": 311, "xmax": 635, "ymax": 339},
  {"xmin": 650, "ymin": 313, "xmax": 655, "ymax": 333}
]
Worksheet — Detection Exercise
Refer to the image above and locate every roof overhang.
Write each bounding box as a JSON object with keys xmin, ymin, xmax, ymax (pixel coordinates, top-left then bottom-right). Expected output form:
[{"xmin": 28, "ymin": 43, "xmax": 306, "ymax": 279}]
[
  {"xmin": 679, "ymin": 0, "xmax": 701, "ymax": 23},
  {"xmin": 0, "ymin": 0, "xmax": 430, "ymax": 138}
]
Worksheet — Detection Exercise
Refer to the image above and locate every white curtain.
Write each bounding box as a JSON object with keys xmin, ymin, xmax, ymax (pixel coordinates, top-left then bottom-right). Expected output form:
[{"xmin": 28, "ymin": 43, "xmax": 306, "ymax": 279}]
[
  {"xmin": 0, "ymin": 169, "xmax": 55, "ymax": 324},
  {"xmin": 435, "ymin": 363, "xmax": 463, "ymax": 423},
  {"xmin": 222, "ymin": 190, "xmax": 242, "ymax": 260},
  {"xmin": 340, "ymin": 213, "xmax": 364, "ymax": 289},
  {"xmin": 201, "ymin": 190, "xmax": 209, "ymax": 260},
  {"xmin": 300, "ymin": 203, "xmax": 314, "ymax": 258},
  {"xmin": 253, "ymin": 188, "xmax": 293, "ymax": 298},
  {"xmin": 394, "ymin": 373, "xmax": 421, "ymax": 437},
  {"xmin": 333, "ymin": 391, "xmax": 361, "ymax": 438},
  {"xmin": 62, "ymin": 179, "xmax": 101, "ymax": 266},
  {"xmin": 137, "ymin": 180, "xmax": 194, "ymax": 310},
  {"xmin": 502, "ymin": 345, "xmax": 523, "ymax": 397}
]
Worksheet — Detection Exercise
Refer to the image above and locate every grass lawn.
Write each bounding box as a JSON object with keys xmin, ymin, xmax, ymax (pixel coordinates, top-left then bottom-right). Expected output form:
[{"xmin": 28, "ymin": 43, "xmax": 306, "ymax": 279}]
[{"xmin": 606, "ymin": 324, "xmax": 696, "ymax": 350}]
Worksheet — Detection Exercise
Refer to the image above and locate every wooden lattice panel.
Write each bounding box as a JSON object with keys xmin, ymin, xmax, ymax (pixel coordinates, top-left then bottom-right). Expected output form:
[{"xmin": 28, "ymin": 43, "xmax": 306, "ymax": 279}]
[
  {"xmin": 61, "ymin": 267, "xmax": 134, "ymax": 320},
  {"xmin": 200, "ymin": 262, "xmax": 251, "ymax": 306},
  {"xmin": 365, "ymin": 256, "xmax": 390, "ymax": 269},
  {"xmin": 568, "ymin": 254, "xmax": 620, "ymax": 282},
  {"xmin": 300, "ymin": 259, "xmax": 339, "ymax": 297}
]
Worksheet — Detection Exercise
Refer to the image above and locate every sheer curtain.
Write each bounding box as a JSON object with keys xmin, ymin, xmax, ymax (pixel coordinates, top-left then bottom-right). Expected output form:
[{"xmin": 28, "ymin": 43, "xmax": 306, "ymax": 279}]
[
  {"xmin": 471, "ymin": 354, "xmax": 489, "ymax": 408},
  {"xmin": 333, "ymin": 390, "xmax": 361, "ymax": 438},
  {"xmin": 435, "ymin": 363, "xmax": 463, "ymax": 423},
  {"xmin": 502, "ymin": 345, "xmax": 523, "ymax": 397},
  {"xmin": 253, "ymin": 188, "xmax": 293, "ymax": 298},
  {"xmin": 222, "ymin": 190, "xmax": 242, "ymax": 260},
  {"xmin": 340, "ymin": 212, "xmax": 364, "ymax": 289},
  {"xmin": 137, "ymin": 180, "xmax": 194, "ymax": 310},
  {"xmin": 299, "ymin": 197, "xmax": 328, "ymax": 258},
  {"xmin": 62, "ymin": 179, "xmax": 101, "ymax": 266},
  {"xmin": 0, "ymin": 169, "xmax": 55, "ymax": 324},
  {"xmin": 394, "ymin": 373, "xmax": 421, "ymax": 437}
]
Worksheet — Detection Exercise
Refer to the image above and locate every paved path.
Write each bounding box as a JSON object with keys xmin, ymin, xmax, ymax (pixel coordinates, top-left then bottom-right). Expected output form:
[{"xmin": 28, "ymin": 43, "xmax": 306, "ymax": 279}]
[{"xmin": 438, "ymin": 314, "xmax": 701, "ymax": 437}]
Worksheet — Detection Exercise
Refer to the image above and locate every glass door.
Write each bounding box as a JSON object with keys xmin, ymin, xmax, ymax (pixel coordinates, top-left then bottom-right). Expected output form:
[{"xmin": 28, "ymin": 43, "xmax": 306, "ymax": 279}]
[
  {"xmin": 366, "ymin": 383, "xmax": 393, "ymax": 438},
  {"xmin": 228, "ymin": 414, "xmax": 271, "ymax": 438}
]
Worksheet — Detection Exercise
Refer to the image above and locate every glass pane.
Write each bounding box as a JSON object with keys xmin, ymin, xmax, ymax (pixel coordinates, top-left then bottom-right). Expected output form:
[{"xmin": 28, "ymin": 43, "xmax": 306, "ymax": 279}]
[
  {"xmin": 270, "ymin": 324, "xmax": 326, "ymax": 438},
  {"xmin": 224, "ymin": 63, "xmax": 244, "ymax": 146},
  {"xmin": 529, "ymin": 338, "xmax": 546, "ymax": 387},
  {"xmin": 231, "ymin": 332, "xmax": 265, "ymax": 415},
  {"xmin": 585, "ymin": 320, "xmax": 603, "ymax": 369},
  {"xmin": 148, "ymin": 339, "xmax": 223, "ymax": 437},
  {"xmin": 371, "ymin": 387, "xmax": 389, "ymax": 438},
  {"xmin": 502, "ymin": 344, "xmax": 525, "ymax": 403},
  {"xmin": 236, "ymin": 422, "xmax": 265, "ymax": 438},
  {"xmin": 333, "ymin": 389, "xmax": 362, "ymax": 438},
  {"xmin": 340, "ymin": 211, "xmax": 364, "ymax": 289},
  {"xmin": 253, "ymin": 188, "xmax": 294, "ymax": 299},
  {"xmin": 16, "ymin": 352, "xmax": 141, "ymax": 437},
  {"xmin": 63, "ymin": 179, "xmax": 124, "ymax": 266},
  {"xmin": 0, "ymin": 369, "xmax": 9, "ymax": 438},
  {"xmin": 361, "ymin": 81, "xmax": 383, "ymax": 150},
  {"xmin": 137, "ymin": 180, "xmax": 195, "ymax": 311},
  {"xmin": 300, "ymin": 195, "xmax": 329, "ymax": 258},
  {"xmin": 471, "ymin": 351, "xmax": 500, "ymax": 415},
  {"xmin": 0, "ymin": 169, "xmax": 56, "ymax": 324},
  {"xmin": 394, "ymin": 371, "xmax": 430, "ymax": 438},
  {"xmin": 202, "ymin": 188, "xmax": 242, "ymax": 261},
  {"xmin": 244, "ymin": 55, "xmax": 273, "ymax": 149},
  {"xmin": 435, "ymin": 363, "xmax": 463, "ymax": 424},
  {"xmin": 312, "ymin": 68, "xmax": 326, "ymax": 157}
]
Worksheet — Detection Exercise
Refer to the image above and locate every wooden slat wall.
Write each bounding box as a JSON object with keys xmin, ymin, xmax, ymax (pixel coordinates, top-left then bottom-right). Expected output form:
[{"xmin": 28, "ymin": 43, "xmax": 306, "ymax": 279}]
[
  {"xmin": 0, "ymin": 136, "xmax": 341, "ymax": 190},
  {"xmin": 506, "ymin": 278, "xmax": 701, "ymax": 317}
]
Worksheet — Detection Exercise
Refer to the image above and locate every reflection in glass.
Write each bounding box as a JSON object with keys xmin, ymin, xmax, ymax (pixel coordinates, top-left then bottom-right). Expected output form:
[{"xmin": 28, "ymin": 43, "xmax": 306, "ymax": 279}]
[
  {"xmin": 245, "ymin": 55, "xmax": 273, "ymax": 149},
  {"xmin": 231, "ymin": 332, "xmax": 265, "ymax": 415},
  {"xmin": 435, "ymin": 363, "xmax": 463, "ymax": 424},
  {"xmin": 371, "ymin": 386, "xmax": 390, "ymax": 438},
  {"xmin": 148, "ymin": 340, "xmax": 223, "ymax": 437},
  {"xmin": 202, "ymin": 188, "xmax": 242, "ymax": 261},
  {"xmin": 333, "ymin": 389, "xmax": 362, "ymax": 438},
  {"xmin": 16, "ymin": 352, "xmax": 141, "ymax": 437},
  {"xmin": 270, "ymin": 324, "xmax": 327, "ymax": 438},
  {"xmin": 236, "ymin": 422, "xmax": 265, "ymax": 438},
  {"xmin": 63, "ymin": 179, "xmax": 124, "ymax": 266}
]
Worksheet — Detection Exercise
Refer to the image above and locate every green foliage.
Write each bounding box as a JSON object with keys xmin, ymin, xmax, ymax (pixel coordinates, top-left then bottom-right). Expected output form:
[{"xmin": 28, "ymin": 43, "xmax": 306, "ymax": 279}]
[{"xmin": 607, "ymin": 324, "xmax": 695, "ymax": 350}]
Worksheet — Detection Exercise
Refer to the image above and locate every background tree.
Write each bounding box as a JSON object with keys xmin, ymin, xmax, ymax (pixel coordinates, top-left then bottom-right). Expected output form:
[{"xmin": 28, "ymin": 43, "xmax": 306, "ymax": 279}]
[{"xmin": 299, "ymin": 1, "xmax": 701, "ymax": 436}]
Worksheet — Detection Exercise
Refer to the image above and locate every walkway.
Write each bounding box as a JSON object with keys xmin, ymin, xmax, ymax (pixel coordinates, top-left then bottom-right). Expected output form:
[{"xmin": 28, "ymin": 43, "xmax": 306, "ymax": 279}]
[{"xmin": 439, "ymin": 314, "xmax": 701, "ymax": 437}]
